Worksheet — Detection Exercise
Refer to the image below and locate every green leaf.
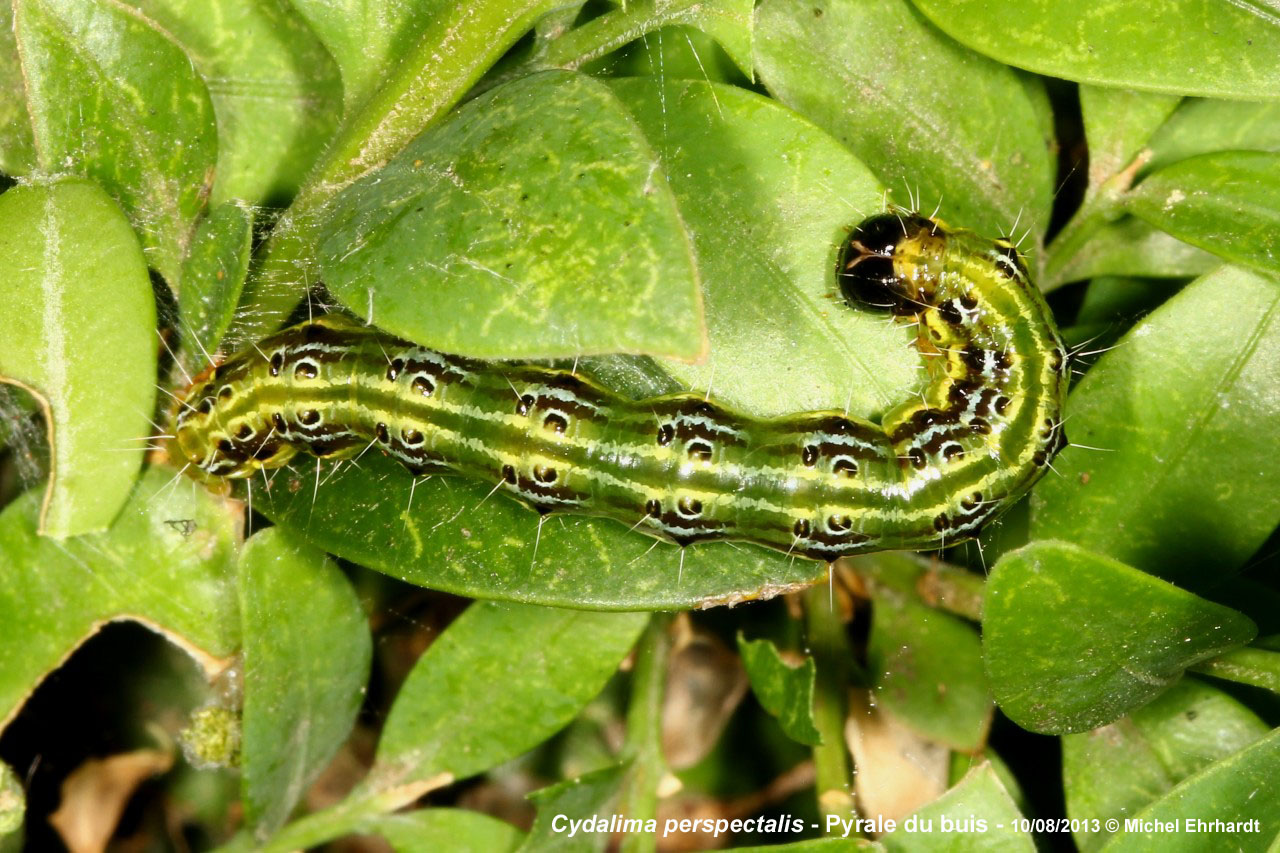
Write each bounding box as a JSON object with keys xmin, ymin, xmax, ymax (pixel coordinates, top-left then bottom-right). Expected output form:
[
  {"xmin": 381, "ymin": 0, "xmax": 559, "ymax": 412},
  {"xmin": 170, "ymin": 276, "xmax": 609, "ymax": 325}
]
[
  {"xmin": 529, "ymin": 0, "xmax": 755, "ymax": 82},
  {"xmin": 1071, "ymin": 277, "xmax": 1181, "ymax": 330},
  {"xmin": 1146, "ymin": 100, "xmax": 1280, "ymax": 176},
  {"xmin": 14, "ymin": 0, "xmax": 218, "ymax": 283},
  {"xmin": 610, "ymin": 77, "xmax": 915, "ymax": 418},
  {"xmin": 1063, "ymin": 679, "xmax": 1270, "ymax": 852},
  {"xmin": 984, "ymin": 541, "xmax": 1257, "ymax": 734},
  {"xmin": 238, "ymin": 0, "xmax": 560, "ymax": 341},
  {"xmin": 238, "ymin": 527, "xmax": 371, "ymax": 839},
  {"xmin": 880, "ymin": 764, "xmax": 1033, "ymax": 851},
  {"xmin": 910, "ymin": 0, "xmax": 1280, "ymax": 100},
  {"xmin": 124, "ymin": 0, "xmax": 342, "ymax": 207},
  {"xmin": 0, "ymin": 2, "xmax": 34, "ymax": 176},
  {"xmin": 755, "ymin": 0, "xmax": 1055, "ymax": 247},
  {"xmin": 252, "ymin": 452, "xmax": 827, "ymax": 611},
  {"xmin": 1192, "ymin": 647, "xmax": 1280, "ymax": 693},
  {"xmin": 179, "ymin": 201, "xmax": 253, "ymax": 361},
  {"xmin": 0, "ymin": 178, "xmax": 156, "ymax": 537},
  {"xmin": 286, "ymin": 0, "xmax": 444, "ymax": 115},
  {"xmin": 604, "ymin": 26, "xmax": 747, "ymax": 86},
  {"xmin": 319, "ymin": 70, "xmax": 704, "ymax": 361},
  {"xmin": 868, "ymin": 595, "xmax": 991, "ymax": 751},
  {"xmin": 1125, "ymin": 152, "xmax": 1280, "ymax": 277},
  {"xmin": 519, "ymin": 764, "xmax": 627, "ymax": 853},
  {"xmin": 1031, "ymin": 265, "xmax": 1280, "ymax": 582},
  {"xmin": 1048, "ymin": 216, "xmax": 1219, "ymax": 286},
  {"xmin": 0, "ymin": 465, "xmax": 240, "ymax": 731},
  {"xmin": 1100, "ymin": 728, "xmax": 1280, "ymax": 852},
  {"xmin": 737, "ymin": 635, "xmax": 821, "ymax": 747},
  {"xmin": 372, "ymin": 602, "xmax": 646, "ymax": 787},
  {"xmin": 354, "ymin": 809, "xmax": 524, "ymax": 853},
  {"xmin": 1079, "ymin": 87, "xmax": 1181, "ymax": 189}
]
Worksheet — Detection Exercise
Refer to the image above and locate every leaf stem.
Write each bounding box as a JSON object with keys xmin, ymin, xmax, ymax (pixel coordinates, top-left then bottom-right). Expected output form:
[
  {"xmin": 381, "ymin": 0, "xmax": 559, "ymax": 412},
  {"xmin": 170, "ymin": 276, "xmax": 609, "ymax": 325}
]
[
  {"xmin": 1190, "ymin": 647, "xmax": 1280, "ymax": 693},
  {"xmin": 620, "ymin": 611, "xmax": 673, "ymax": 853},
  {"xmin": 804, "ymin": 581, "xmax": 855, "ymax": 827}
]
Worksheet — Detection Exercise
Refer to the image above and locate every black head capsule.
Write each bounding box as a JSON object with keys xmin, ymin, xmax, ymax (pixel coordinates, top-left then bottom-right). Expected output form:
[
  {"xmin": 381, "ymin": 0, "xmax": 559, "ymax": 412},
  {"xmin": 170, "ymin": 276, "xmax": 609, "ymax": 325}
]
[{"xmin": 836, "ymin": 213, "xmax": 935, "ymax": 316}]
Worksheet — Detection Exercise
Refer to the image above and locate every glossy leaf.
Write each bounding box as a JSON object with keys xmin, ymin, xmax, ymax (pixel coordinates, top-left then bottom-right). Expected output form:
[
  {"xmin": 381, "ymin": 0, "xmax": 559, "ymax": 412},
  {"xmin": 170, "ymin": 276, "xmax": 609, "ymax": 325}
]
[
  {"xmin": 1125, "ymin": 152, "xmax": 1280, "ymax": 277},
  {"xmin": 610, "ymin": 78, "xmax": 914, "ymax": 418},
  {"xmin": 0, "ymin": 2, "xmax": 34, "ymax": 176},
  {"xmin": 755, "ymin": 0, "xmax": 1055, "ymax": 247},
  {"xmin": 287, "ymin": 0, "xmax": 446, "ymax": 114},
  {"xmin": 319, "ymin": 70, "xmax": 704, "ymax": 361},
  {"xmin": 179, "ymin": 201, "xmax": 253, "ymax": 361},
  {"xmin": 1146, "ymin": 100, "xmax": 1280, "ymax": 176},
  {"xmin": 737, "ymin": 635, "xmax": 821, "ymax": 746},
  {"xmin": 1100, "ymin": 728, "xmax": 1280, "ymax": 852},
  {"xmin": 530, "ymin": 0, "xmax": 755, "ymax": 82},
  {"xmin": 238, "ymin": 528, "xmax": 371, "ymax": 839},
  {"xmin": 1079, "ymin": 87, "xmax": 1180, "ymax": 189},
  {"xmin": 0, "ymin": 466, "xmax": 240, "ymax": 731},
  {"xmin": 880, "ymin": 764, "xmax": 1033, "ymax": 851},
  {"xmin": 0, "ymin": 179, "xmax": 155, "ymax": 537},
  {"xmin": 373, "ymin": 602, "xmax": 645, "ymax": 787},
  {"xmin": 355, "ymin": 809, "xmax": 523, "ymax": 853},
  {"xmin": 253, "ymin": 451, "xmax": 826, "ymax": 610},
  {"xmin": 126, "ymin": 0, "xmax": 342, "ymax": 207},
  {"xmin": 14, "ymin": 0, "xmax": 217, "ymax": 282},
  {"xmin": 237, "ymin": 0, "xmax": 560, "ymax": 342},
  {"xmin": 869, "ymin": 595, "xmax": 991, "ymax": 751},
  {"xmin": 984, "ymin": 541, "xmax": 1257, "ymax": 734},
  {"xmin": 1047, "ymin": 216, "xmax": 1219, "ymax": 287},
  {"xmin": 1031, "ymin": 265, "xmax": 1280, "ymax": 582},
  {"xmin": 1063, "ymin": 679, "xmax": 1270, "ymax": 852},
  {"xmin": 601, "ymin": 25, "xmax": 746, "ymax": 86},
  {"xmin": 519, "ymin": 764, "xmax": 627, "ymax": 853},
  {"xmin": 911, "ymin": 0, "xmax": 1280, "ymax": 100}
]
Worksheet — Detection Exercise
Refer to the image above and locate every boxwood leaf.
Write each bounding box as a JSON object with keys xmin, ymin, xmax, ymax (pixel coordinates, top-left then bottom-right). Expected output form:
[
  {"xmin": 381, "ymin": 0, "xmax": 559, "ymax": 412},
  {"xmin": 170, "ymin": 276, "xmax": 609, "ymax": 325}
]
[
  {"xmin": 124, "ymin": 0, "xmax": 342, "ymax": 207},
  {"xmin": 0, "ymin": 178, "xmax": 155, "ymax": 536},
  {"xmin": 178, "ymin": 201, "xmax": 253, "ymax": 362},
  {"xmin": 1063, "ymin": 679, "xmax": 1270, "ymax": 852},
  {"xmin": 984, "ymin": 541, "xmax": 1257, "ymax": 734},
  {"xmin": 238, "ymin": 528, "xmax": 371, "ymax": 839},
  {"xmin": 372, "ymin": 602, "xmax": 645, "ymax": 788},
  {"xmin": 881, "ymin": 764, "xmax": 1033, "ymax": 851},
  {"xmin": 868, "ymin": 595, "xmax": 991, "ymax": 751},
  {"xmin": 355, "ymin": 809, "xmax": 523, "ymax": 853},
  {"xmin": 519, "ymin": 764, "xmax": 627, "ymax": 853},
  {"xmin": 1125, "ymin": 152, "xmax": 1280, "ymax": 277},
  {"xmin": 737, "ymin": 635, "xmax": 821, "ymax": 746},
  {"xmin": 1031, "ymin": 265, "xmax": 1280, "ymax": 583},
  {"xmin": 755, "ymin": 0, "xmax": 1055, "ymax": 247},
  {"xmin": 319, "ymin": 70, "xmax": 704, "ymax": 361},
  {"xmin": 14, "ymin": 0, "xmax": 217, "ymax": 282},
  {"xmin": 0, "ymin": 466, "xmax": 240, "ymax": 732},
  {"xmin": 911, "ymin": 0, "xmax": 1280, "ymax": 101},
  {"xmin": 1099, "ymin": 728, "xmax": 1280, "ymax": 852}
]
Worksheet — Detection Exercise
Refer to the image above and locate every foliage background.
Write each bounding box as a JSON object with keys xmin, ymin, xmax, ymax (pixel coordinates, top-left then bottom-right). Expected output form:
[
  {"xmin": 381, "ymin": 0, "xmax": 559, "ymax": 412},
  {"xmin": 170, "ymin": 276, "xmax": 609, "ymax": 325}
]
[{"xmin": 0, "ymin": 0, "xmax": 1278, "ymax": 850}]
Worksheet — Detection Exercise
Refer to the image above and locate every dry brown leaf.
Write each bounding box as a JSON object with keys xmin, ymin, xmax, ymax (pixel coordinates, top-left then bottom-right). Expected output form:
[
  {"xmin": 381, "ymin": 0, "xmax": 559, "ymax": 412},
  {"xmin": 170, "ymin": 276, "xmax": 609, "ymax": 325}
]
[
  {"xmin": 49, "ymin": 748, "xmax": 173, "ymax": 853},
  {"xmin": 844, "ymin": 688, "xmax": 948, "ymax": 827}
]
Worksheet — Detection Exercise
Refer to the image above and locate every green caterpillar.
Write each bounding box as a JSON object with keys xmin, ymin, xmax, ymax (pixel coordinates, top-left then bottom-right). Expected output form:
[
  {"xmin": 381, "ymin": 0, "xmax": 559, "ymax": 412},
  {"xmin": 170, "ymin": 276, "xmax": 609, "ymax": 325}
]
[{"xmin": 170, "ymin": 214, "xmax": 1068, "ymax": 561}]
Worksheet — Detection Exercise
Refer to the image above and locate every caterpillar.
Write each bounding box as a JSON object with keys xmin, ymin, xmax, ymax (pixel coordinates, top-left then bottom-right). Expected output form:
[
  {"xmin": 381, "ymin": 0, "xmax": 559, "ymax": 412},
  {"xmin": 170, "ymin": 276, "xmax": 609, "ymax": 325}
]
[{"xmin": 169, "ymin": 213, "xmax": 1069, "ymax": 561}]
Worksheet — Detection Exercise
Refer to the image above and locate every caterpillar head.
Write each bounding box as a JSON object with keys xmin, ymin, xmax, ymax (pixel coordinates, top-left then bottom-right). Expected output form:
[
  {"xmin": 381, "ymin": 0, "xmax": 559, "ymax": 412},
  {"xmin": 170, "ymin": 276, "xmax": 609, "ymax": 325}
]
[
  {"xmin": 836, "ymin": 213, "xmax": 945, "ymax": 315},
  {"xmin": 167, "ymin": 359, "xmax": 292, "ymax": 482}
]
